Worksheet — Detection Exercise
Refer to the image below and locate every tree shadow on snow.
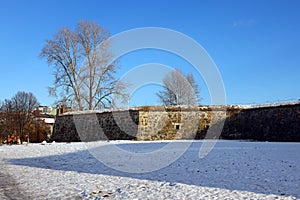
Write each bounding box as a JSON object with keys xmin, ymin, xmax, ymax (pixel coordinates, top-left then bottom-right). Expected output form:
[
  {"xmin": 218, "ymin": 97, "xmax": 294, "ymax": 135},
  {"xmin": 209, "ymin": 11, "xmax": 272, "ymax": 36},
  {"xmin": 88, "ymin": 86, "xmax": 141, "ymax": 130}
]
[{"xmin": 7, "ymin": 141, "xmax": 300, "ymax": 198}]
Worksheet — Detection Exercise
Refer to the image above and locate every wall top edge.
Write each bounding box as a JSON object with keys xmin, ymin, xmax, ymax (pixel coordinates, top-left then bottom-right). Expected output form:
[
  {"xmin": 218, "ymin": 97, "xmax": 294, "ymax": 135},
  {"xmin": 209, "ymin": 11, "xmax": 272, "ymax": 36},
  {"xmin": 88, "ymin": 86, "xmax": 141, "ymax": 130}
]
[{"xmin": 60, "ymin": 101, "xmax": 300, "ymax": 116}]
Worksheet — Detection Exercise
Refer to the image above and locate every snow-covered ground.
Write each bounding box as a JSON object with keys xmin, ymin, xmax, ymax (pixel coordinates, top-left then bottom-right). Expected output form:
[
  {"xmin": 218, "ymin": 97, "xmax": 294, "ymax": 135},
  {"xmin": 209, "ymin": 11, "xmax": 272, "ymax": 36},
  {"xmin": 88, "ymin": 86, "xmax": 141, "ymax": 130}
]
[{"xmin": 0, "ymin": 140, "xmax": 299, "ymax": 199}]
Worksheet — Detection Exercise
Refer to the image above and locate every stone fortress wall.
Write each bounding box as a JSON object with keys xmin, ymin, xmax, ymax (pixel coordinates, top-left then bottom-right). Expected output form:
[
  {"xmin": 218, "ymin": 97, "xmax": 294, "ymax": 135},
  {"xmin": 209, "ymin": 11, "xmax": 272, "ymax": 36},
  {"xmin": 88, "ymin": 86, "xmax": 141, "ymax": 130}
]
[{"xmin": 51, "ymin": 102, "xmax": 300, "ymax": 142}]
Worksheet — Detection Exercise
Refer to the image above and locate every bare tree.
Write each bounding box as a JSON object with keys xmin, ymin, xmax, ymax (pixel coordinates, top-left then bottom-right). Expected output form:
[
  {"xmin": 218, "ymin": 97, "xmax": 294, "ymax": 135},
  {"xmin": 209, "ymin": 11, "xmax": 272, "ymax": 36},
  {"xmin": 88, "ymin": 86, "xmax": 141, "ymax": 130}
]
[
  {"xmin": 0, "ymin": 99, "xmax": 14, "ymax": 138},
  {"xmin": 157, "ymin": 69, "xmax": 200, "ymax": 106},
  {"xmin": 40, "ymin": 20, "xmax": 126, "ymax": 110},
  {"xmin": 0, "ymin": 92, "xmax": 39, "ymax": 141}
]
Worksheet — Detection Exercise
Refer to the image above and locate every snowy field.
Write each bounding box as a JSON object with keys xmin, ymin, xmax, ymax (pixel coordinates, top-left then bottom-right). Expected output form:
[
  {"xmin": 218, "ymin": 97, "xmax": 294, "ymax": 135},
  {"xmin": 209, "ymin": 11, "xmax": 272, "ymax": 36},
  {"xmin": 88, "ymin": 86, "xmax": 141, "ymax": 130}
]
[{"xmin": 0, "ymin": 140, "xmax": 299, "ymax": 199}]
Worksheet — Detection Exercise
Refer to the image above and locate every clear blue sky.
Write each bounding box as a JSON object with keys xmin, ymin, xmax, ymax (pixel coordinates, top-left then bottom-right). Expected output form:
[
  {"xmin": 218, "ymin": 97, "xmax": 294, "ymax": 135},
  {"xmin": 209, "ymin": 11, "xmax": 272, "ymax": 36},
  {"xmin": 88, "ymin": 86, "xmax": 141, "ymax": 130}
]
[{"xmin": 0, "ymin": 0, "xmax": 299, "ymax": 106}]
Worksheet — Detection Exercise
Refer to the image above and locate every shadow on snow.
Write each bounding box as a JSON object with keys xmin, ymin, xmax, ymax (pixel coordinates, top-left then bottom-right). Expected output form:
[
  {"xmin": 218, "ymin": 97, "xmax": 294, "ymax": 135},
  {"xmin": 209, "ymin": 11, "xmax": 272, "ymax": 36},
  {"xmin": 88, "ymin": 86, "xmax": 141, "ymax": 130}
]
[{"xmin": 7, "ymin": 141, "xmax": 300, "ymax": 198}]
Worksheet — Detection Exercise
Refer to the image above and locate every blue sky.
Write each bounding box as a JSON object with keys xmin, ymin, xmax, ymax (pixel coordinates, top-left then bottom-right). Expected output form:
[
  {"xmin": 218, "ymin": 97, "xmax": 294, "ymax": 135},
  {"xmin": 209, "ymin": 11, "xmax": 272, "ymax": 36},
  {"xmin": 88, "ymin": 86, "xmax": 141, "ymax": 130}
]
[{"xmin": 0, "ymin": 0, "xmax": 299, "ymax": 106}]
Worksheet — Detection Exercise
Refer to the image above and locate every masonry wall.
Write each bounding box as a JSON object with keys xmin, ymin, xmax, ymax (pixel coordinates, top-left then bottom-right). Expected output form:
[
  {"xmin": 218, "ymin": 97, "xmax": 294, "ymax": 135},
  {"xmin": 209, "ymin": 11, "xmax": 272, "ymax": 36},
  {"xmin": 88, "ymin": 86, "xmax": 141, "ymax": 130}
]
[
  {"xmin": 221, "ymin": 104, "xmax": 300, "ymax": 141},
  {"xmin": 51, "ymin": 103, "xmax": 300, "ymax": 142},
  {"xmin": 51, "ymin": 110, "xmax": 139, "ymax": 142}
]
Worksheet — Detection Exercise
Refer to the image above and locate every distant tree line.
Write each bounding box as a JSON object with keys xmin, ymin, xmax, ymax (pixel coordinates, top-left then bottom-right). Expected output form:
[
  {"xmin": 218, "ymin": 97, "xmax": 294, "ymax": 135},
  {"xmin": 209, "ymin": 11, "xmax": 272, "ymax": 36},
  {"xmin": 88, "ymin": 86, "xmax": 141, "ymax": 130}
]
[{"xmin": 0, "ymin": 91, "xmax": 50, "ymax": 143}]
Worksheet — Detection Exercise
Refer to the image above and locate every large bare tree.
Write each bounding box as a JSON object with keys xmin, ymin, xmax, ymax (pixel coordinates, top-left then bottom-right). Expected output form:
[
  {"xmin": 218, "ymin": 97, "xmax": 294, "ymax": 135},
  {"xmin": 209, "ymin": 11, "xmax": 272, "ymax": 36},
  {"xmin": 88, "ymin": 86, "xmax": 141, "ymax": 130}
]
[
  {"xmin": 157, "ymin": 69, "xmax": 200, "ymax": 106},
  {"xmin": 40, "ymin": 20, "xmax": 126, "ymax": 110}
]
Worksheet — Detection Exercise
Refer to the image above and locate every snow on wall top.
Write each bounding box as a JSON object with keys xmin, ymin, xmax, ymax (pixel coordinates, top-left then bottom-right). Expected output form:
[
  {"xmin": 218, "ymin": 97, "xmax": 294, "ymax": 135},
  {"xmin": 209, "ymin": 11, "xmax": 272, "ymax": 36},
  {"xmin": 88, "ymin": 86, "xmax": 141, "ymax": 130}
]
[{"xmin": 61, "ymin": 100, "xmax": 300, "ymax": 116}]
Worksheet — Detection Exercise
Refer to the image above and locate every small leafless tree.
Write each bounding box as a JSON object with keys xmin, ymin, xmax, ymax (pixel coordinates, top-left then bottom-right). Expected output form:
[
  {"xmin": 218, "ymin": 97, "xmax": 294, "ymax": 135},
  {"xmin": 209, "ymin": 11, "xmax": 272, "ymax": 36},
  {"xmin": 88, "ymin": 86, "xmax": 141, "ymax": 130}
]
[
  {"xmin": 157, "ymin": 69, "xmax": 200, "ymax": 106},
  {"xmin": 0, "ymin": 91, "xmax": 39, "ymax": 141},
  {"xmin": 40, "ymin": 20, "xmax": 127, "ymax": 110},
  {"xmin": 0, "ymin": 99, "xmax": 14, "ymax": 139}
]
